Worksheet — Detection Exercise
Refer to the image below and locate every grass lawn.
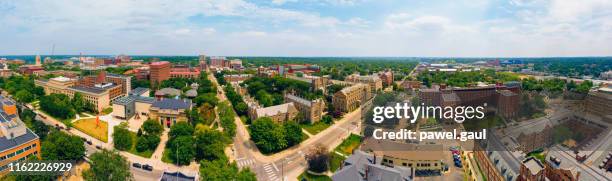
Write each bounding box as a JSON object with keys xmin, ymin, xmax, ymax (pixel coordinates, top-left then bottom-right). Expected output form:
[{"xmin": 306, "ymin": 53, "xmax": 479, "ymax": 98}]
[
  {"xmin": 73, "ymin": 118, "xmax": 108, "ymax": 143},
  {"xmin": 329, "ymin": 152, "xmax": 345, "ymax": 172},
  {"xmin": 126, "ymin": 131, "xmax": 153, "ymax": 158},
  {"xmin": 297, "ymin": 171, "xmax": 332, "ymax": 181},
  {"xmin": 334, "ymin": 134, "xmax": 361, "ymax": 155},
  {"xmin": 301, "ymin": 121, "xmax": 331, "ymax": 135},
  {"xmin": 161, "ymin": 150, "xmax": 173, "ymax": 164}
]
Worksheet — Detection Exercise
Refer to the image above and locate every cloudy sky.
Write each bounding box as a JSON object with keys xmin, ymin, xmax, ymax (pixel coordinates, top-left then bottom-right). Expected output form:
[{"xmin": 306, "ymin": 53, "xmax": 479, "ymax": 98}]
[{"xmin": 1, "ymin": 0, "xmax": 611, "ymax": 57}]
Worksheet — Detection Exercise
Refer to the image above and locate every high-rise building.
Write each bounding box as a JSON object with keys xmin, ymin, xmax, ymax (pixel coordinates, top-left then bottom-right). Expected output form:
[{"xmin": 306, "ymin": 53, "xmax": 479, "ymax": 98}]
[
  {"xmin": 34, "ymin": 55, "xmax": 41, "ymax": 66},
  {"xmin": 210, "ymin": 56, "xmax": 226, "ymax": 68},
  {"xmin": 149, "ymin": 61, "xmax": 171, "ymax": 87},
  {"xmin": 199, "ymin": 54, "xmax": 207, "ymax": 71}
]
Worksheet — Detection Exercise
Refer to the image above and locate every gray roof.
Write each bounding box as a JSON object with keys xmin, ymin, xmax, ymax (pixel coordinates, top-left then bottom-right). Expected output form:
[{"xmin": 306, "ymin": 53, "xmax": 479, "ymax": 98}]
[
  {"xmin": 333, "ymin": 150, "xmax": 413, "ymax": 181},
  {"xmin": 152, "ymin": 99, "xmax": 191, "ymax": 110},
  {"xmin": 130, "ymin": 87, "xmax": 150, "ymax": 96},
  {"xmin": 106, "ymin": 73, "xmax": 131, "ymax": 78},
  {"xmin": 69, "ymin": 85, "xmax": 107, "ymax": 94},
  {"xmin": 185, "ymin": 89, "xmax": 197, "ymax": 98},
  {"xmin": 0, "ymin": 128, "xmax": 39, "ymax": 152},
  {"xmin": 155, "ymin": 88, "xmax": 181, "ymax": 96},
  {"xmin": 112, "ymin": 96, "xmax": 136, "ymax": 105},
  {"xmin": 134, "ymin": 96, "xmax": 155, "ymax": 104},
  {"xmin": 160, "ymin": 171, "xmax": 196, "ymax": 181}
]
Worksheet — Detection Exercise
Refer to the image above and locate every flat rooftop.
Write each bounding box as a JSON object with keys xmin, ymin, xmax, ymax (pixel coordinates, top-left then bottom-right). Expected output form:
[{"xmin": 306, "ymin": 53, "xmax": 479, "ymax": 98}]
[{"xmin": 0, "ymin": 128, "xmax": 39, "ymax": 153}]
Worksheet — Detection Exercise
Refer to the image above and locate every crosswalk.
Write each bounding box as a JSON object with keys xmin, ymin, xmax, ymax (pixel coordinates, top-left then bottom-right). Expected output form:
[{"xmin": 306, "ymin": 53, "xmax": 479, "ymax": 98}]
[
  {"xmin": 236, "ymin": 158, "xmax": 255, "ymax": 168},
  {"xmin": 263, "ymin": 163, "xmax": 280, "ymax": 181}
]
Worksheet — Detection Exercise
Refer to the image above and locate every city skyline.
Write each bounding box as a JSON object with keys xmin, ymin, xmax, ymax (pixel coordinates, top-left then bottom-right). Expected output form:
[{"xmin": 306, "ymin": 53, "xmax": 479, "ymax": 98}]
[{"xmin": 1, "ymin": 0, "xmax": 612, "ymax": 57}]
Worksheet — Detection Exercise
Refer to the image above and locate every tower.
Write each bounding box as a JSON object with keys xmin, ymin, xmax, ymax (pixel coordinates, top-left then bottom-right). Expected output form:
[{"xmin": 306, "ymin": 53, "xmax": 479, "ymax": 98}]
[{"xmin": 35, "ymin": 55, "xmax": 41, "ymax": 66}]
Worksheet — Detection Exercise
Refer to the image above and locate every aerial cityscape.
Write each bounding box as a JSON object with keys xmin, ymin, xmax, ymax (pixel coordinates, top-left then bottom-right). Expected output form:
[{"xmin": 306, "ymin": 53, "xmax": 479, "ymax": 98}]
[{"xmin": 1, "ymin": 1, "xmax": 612, "ymax": 181}]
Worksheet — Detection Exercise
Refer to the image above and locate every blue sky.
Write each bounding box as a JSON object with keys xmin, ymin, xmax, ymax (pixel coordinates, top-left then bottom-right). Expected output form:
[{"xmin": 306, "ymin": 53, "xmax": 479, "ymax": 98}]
[{"xmin": 1, "ymin": 0, "xmax": 611, "ymax": 57}]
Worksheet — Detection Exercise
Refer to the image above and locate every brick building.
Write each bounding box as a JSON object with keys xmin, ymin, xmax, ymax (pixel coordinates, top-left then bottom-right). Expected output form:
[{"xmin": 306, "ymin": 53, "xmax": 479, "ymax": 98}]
[
  {"xmin": 150, "ymin": 61, "xmax": 171, "ymax": 86},
  {"xmin": 0, "ymin": 96, "xmax": 41, "ymax": 176}
]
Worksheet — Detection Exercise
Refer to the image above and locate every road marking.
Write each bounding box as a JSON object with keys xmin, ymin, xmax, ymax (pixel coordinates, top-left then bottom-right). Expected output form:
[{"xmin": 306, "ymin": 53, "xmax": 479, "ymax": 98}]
[{"xmin": 272, "ymin": 162, "xmax": 279, "ymax": 172}]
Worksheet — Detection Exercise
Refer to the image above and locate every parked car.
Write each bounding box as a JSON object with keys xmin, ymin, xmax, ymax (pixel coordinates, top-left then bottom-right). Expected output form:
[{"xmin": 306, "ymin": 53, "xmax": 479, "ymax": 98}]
[
  {"xmin": 95, "ymin": 145, "xmax": 102, "ymax": 149},
  {"xmin": 132, "ymin": 163, "xmax": 142, "ymax": 169},
  {"xmin": 86, "ymin": 140, "xmax": 92, "ymax": 145},
  {"xmin": 142, "ymin": 164, "xmax": 153, "ymax": 171}
]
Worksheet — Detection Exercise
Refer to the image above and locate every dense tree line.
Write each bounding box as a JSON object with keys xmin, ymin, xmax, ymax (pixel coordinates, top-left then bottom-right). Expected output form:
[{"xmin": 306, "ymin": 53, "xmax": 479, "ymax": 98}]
[
  {"xmin": 83, "ymin": 150, "xmax": 133, "ymax": 181},
  {"xmin": 39, "ymin": 93, "xmax": 93, "ymax": 120},
  {"xmin": 249, "ymin": 117, "xmax": 303, "ymax": 154},
  {"xmin": 0, "ymin": 76, "xmax": 45, "ymax": 103},
  {"xmin": 242, "ymin": 76, "xmax": 320, "ymax": 107},
  {"xmin": 235, "ymin": 57, "xmax": 418, "ymax": 80},
  {"xmin": 217, "ymin": 101, "xmax": 237, "ymax": 138}
]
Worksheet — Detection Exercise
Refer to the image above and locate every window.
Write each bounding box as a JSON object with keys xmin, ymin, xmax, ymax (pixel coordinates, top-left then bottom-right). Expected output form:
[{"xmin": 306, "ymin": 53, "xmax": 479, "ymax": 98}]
[
  {"xmin": 16, "ymin": 149, "xmax": 24, "ymax": 155},
  {"xmin": 402, "ymin": 163, "xmax": 407, "ymax": 166},
  {"xmin": 7, "ymin": 152, "xmax": 15, "ymax": 158}
]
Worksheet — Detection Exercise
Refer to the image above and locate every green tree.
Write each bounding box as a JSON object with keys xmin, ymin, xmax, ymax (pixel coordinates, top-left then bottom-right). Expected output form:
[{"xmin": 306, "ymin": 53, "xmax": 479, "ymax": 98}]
[
  {"xmin": 167, "ymin": 135, "xmax": 195, "ymax": 165},
  {"xmin": 141, "ymin": 119, "xmax": 163, "ymax": 136},
  {"xmin": 249, "ymin": 117, "xmax": 287, "ymax": 153},
  {"xmin": 195, "ymin": 127, "xmax": 230, "ymax": 161},
  {"xmin": 169, "ymin": 122, "xmax": 194, "ymax": 139},
  {"xmin": 199, "ymin": 159, "xmax": 257, "ymax": 181},
  {"xmin": 305, "ymin": 144, "xmax": 330, "ymax": 173},
  {"xmin": 71, "ymin": 92, "xmax": 86, "ymax": 113},
  {"xmin": 283, "ymin": 121, "xmax": 303, "ymax": 146},
  {"xmin": 14, "ymin": 89, "xmax": 34, "ymax": 103},
  {"xmin": 83, "ymin": 150, "xmax": 133, "ymax": 181},
  {"xmin": 39, "ymin": 94, "xmax": 76, "ymax": 120},
  {"xmin": 41, "ymin": 131, "xmax": 85, "ymax": 161},
  {"xmin": 255, "ymin": 90, "xmax": 273, "ymax": 107},
  {"xmin": 112, "ymin": 124, "xmax": 133, "ymax": 151},
  {"xmin": 234, "ymin": 102, "xmax": 248, "ymax": 116}
]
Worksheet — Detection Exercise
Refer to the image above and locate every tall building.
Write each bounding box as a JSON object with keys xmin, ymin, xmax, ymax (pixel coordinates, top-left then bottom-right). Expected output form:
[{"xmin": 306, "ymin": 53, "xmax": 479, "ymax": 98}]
[
  {"xmin": 378, "ymin": 70, "xmax": 394, "ymax": 87},
  {"xmin": 210, "ymin": 57, "xmax": 226, "ymax": 68},
  {"xmin": 149, "ymin": 61, "xmax": 171, "ymax": 87},
  {"xmin": 585, "ymin": 88, "xmax": 612, "ymax": 123},
  {"xmin": 34, "ymin": 55, "xmax": 41, "ymax": 66},
  {"xmin": 0, "ymin": 96, "xmax": 41, "ymax": 176},
  {"xmin": 199, "ymin": 54, "xmax": 207, "ymax": 71}
]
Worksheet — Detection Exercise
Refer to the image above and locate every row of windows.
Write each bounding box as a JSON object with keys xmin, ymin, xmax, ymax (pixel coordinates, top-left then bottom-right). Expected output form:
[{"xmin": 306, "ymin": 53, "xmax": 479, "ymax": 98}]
[
  {"xmin": 0, "ymin": 143, "xmax": 37, "ymax": 161},
  {"xmin": 0, "ymin": 151, "xmax": 38, "ymax": 171},
  {"xmin": 382, "ymin": 158, "xmax": 439, "ymax": 168}
]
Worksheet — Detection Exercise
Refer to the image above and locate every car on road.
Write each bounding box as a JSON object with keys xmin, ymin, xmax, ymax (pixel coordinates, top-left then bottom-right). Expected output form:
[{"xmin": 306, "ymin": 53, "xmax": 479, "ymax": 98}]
[
  {"xmin": 142, "ymin": 164, "xmax": 153, "ymax": 171},
  {"xmin": 86, "ymin": 140, "xmax": 92, "ymax": 145},
  {"xmin": 132, "ymin": 163, "xmax": 142, "ymax": 169},
  {"xmin": 95, "ymin": 145, "xmax": 102, "ymax": 149}
]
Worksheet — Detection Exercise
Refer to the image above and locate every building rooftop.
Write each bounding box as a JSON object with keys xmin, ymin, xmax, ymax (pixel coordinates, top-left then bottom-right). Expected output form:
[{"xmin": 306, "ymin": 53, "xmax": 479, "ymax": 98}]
[
  {"xmin": 150, "ymin": 61, "xmax": 170, "ymax": 66},
  {"xmin": 285, "ymin": 94, "xmax": 312, "ymax": 107},
  {"xmin": 160, "ymin": 171, "xmax": 197, "ymax": 181},
  {"xmin": 131, "ymin": 87, "xmax": 150, "ymax": 96},
  {"xmin": 340, "ymin": 83, "xmax": 367, "ymax": 94},
  {"xmin": 69, "ymin": 85, "xmax": 109, "ymax": 94},
  {"xmin": 185, "ymin": 89, "xmax": 197, "ymax": 98},
  {"xmin": 255, "ymin": 103, "xmax": 297, "ymax": 117},
  {"xmin": 0, "ymin": 128, "xmax": 38, "ymax": 153},
  {"xmin": 50, "ymin": 76, "xmax": 72, "ymax": 82},
  {"xmin": 112, "ymin": 96, "xmax": 136, "ymax": 106},
  {"xmin": 152, "ymin": 98, "xmax": 191, "ymax": 110},
  {"xmin": 360, "ymin": 138, "xmax": 444, "ymax": 161},
  {"xmin": 155, "ymin": 88, "xmax": 182, "ymax": 97},
  {"xmin": 332, "ymin": 150, "xmax": 413, "ymax": 181},
  {"xmin": 522, "ymin": 157, "xmax": 544, "ymax": 175}
]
